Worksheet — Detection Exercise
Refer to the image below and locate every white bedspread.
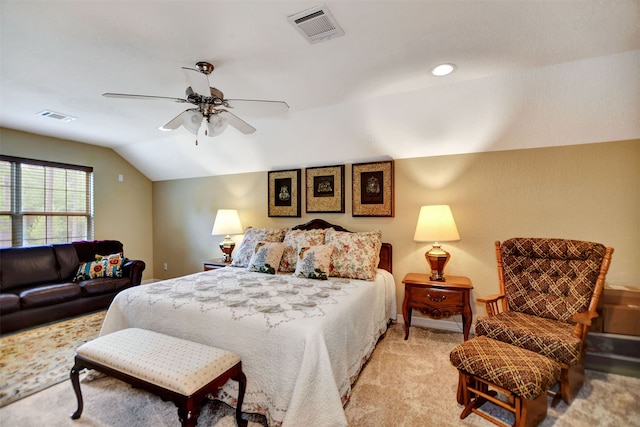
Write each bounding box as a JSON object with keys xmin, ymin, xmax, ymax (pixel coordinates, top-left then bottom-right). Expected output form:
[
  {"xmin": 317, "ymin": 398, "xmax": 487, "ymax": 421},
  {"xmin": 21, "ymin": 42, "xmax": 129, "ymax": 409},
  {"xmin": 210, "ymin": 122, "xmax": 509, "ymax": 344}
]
[{"xmin": 100, "ymin": 267, "xmax": 397, "ymax": 426}]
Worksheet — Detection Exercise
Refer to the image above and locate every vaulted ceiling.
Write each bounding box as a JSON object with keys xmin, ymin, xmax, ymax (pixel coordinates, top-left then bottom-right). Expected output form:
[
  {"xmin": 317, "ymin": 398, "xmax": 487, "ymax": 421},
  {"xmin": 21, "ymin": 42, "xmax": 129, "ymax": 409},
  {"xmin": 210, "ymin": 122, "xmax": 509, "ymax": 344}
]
[{"xmin": 1, "ymin": 1, "xmax": 639, "ymax": 181}]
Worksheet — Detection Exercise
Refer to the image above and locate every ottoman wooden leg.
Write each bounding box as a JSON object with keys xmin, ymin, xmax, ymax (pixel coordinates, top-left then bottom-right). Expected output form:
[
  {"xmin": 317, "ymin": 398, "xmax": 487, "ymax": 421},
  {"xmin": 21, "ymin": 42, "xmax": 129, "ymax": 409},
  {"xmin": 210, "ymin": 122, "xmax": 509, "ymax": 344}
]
[
  {"xmin": 69, "ymin": 359, "xmax": 84, "ymax": 420},
  {"xmin": 234, "ymin": 370, "xmax": 248, "ymax": 427}
]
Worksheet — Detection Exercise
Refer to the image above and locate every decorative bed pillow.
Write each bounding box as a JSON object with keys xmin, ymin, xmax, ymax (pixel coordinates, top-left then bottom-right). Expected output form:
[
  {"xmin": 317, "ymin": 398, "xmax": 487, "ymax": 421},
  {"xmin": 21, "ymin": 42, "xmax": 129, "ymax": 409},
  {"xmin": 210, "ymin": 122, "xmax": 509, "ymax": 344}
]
[
  {"xmin": 279, "ymin": 229, "xmax": 326, "ymax": 272},
  {"xmin": 75, "ymin": 252, "xmax": 125, "ymax": 281},
  {"xmin": 325, "ymin": 228, "xmax": 382, "ymax": 280},
  {"xmin": 231, "ymin": 227, "xmax": 289, "ymax": 268},
  {"xmin": 248, "ymin": 242, "xmax": 285, "ymax": 275},
  {"xmin": 293, "ymin": 245, "xmax": 333, "ymax": 280}
]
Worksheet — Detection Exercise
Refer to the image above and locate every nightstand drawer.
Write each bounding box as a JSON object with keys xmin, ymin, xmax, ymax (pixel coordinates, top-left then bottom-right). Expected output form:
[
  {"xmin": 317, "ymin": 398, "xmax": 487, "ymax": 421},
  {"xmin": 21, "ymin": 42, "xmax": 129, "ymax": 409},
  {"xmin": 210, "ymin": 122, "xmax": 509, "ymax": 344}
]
[{"xmin": 409, "ymin": 287, "xmax": 464, "ymax": 308}]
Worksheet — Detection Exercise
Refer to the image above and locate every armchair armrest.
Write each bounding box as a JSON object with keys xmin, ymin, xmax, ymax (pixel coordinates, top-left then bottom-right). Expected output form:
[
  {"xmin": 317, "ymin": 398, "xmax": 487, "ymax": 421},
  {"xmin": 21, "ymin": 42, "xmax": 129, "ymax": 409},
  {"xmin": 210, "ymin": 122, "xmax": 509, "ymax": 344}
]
[
  {"xmin": 571, "ymin": 309, "xmax": 599, "ymax": 340},
  {"xmin": 122, "ymin": 259, "xmax": 146, "ymax": 286},
  {"xmin": 476, "ymin": 293, "xmax": 506, "ymax": 316},
  {"xmin": 572, "ymin": 310, "xmax": 598, "ymax": 326}
]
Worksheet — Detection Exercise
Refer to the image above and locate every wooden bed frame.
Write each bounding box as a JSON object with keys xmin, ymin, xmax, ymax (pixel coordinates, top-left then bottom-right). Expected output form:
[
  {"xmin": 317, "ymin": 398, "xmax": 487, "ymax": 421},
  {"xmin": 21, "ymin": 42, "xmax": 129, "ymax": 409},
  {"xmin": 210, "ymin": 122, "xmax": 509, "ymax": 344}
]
[{"xmin": 292, "ymin": 218, "xmax": 393, "ymax": 273}]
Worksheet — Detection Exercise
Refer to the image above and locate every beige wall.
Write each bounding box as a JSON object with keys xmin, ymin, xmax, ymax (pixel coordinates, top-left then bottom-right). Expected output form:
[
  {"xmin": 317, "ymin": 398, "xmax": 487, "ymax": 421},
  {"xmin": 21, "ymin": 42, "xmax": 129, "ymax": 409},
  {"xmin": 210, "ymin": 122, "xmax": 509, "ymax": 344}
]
[
  {"xmin": 0, "ymin": 128, "xmax": 154, "ymax": 280},
  {"xmin": 152, "ymin": 139, "xmax": 639, "ymax": 323},
  {"xmin": 4, "ymin": 128, "xmax": 636, "ymax": 325}
]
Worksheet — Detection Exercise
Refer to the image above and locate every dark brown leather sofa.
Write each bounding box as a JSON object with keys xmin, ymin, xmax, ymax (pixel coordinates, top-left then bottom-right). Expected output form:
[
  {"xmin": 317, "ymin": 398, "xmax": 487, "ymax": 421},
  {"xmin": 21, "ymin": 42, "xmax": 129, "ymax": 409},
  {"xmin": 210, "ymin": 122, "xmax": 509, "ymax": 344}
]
[{"xmin": 0, "ymin": 240, "xmax": 145, "ymax": 335}]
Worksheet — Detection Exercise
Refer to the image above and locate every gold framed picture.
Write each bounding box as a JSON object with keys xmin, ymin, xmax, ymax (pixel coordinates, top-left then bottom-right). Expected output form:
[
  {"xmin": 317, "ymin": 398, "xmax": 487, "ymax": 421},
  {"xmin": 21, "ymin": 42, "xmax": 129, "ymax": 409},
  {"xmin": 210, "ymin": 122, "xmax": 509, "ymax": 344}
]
[
  {"xmin": 305, "ymin": 165, "xmax": 345, "ymax": 213},
  {"xmin": 352, "ymin": 160, "xmax": 394, "ymax": 217},
  {"xmin": 268, "ymin": 169, "xmax": 301, "ymax": 217}
]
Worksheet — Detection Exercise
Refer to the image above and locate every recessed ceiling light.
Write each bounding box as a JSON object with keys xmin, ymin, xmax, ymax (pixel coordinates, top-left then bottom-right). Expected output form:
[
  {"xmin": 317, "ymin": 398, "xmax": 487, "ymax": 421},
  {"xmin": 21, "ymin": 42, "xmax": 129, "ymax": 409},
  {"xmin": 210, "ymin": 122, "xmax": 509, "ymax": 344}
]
[{"xmin": 431, "ymin": 63, "xmax": 456, "ymax": 77}]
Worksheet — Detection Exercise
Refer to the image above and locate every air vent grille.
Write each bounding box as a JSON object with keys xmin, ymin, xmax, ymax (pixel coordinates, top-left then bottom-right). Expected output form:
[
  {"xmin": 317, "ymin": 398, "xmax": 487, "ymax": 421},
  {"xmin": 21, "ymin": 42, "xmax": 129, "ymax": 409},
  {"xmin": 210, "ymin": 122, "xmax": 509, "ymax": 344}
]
[
  {"xmin": 38, "ymin": 110, "xmax": 77, "ymax": 122},
  {"xmin": 288, "ymin": 5, "xmax": 345, "ymax": 44}
]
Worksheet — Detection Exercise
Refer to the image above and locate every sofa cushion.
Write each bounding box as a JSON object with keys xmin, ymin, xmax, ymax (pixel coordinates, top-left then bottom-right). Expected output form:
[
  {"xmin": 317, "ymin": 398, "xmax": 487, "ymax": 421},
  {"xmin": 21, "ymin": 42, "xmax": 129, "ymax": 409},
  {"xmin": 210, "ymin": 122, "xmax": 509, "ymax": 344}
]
[
  {"xmin": 52, "ymin": 243, "xmax": 80, "ymax": 281},
  {"xmin": 19, "ymin": 283, "xmax": 82, "ymax": 308},
  {"xmin": 0, "ymin": 293, "xmax": 21, "ymax": 314},
  {"xmin": 0, "ymin": 246, "xmax": 59, "ymax": 291},
  {"xmin": 78, "ymin": 277, "xmax": 131, "ymax": 296}
]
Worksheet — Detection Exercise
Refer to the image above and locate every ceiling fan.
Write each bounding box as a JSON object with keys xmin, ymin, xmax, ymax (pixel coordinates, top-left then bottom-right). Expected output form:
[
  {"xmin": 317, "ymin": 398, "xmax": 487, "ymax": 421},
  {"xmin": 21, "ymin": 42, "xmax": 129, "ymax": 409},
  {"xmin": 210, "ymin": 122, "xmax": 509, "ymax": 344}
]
[{"xmin": 103, "ymin": 61, "xmax": 289, "ymax": 142}]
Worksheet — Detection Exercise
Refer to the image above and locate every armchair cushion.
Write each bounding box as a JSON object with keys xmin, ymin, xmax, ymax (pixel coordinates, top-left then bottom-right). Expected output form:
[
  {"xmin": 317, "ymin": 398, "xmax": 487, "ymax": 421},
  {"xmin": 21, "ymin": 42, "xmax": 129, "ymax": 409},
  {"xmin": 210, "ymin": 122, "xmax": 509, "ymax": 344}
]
[
  {"xmin": 501, "ymin": 238, "xmax": 607, "ymax": 323},
  {"xmin": 475, "ymin": 311, "xmax": 582, "ymax": 365}
]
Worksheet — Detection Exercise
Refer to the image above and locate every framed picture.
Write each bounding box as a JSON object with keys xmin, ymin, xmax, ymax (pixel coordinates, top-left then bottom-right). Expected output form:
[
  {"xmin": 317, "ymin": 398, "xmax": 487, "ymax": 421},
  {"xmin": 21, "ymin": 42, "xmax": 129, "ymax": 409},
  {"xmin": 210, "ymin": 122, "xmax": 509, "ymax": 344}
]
[
  {"xmin": 352, "ymin": 160, "xmax": 394, "ymax": 217},
  {"xmin": 305, "ymin": 165, "xmax": 345, "ymax": 213},
  {"xmin": 268, "ymin": 169, "xmax": 301, "ymax": 217}
]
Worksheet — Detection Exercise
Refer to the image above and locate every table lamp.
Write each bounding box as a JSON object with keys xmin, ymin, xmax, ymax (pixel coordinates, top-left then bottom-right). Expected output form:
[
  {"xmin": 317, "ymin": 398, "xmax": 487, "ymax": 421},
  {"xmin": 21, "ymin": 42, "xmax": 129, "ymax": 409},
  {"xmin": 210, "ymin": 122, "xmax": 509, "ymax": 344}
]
[
  {"xmin": 413, "ymin": 205, "xmax": 460, "ymax": 281},
  {"xmin": 211, "ymin": 209, "xmax": 243, "ymax": 263}
]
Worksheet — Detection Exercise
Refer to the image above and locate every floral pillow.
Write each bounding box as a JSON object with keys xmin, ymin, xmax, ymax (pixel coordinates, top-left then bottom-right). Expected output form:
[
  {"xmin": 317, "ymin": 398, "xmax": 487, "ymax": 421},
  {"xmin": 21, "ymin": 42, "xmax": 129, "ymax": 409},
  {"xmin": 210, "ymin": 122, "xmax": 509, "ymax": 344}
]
[
  {"xmin": 293, "ymin": 245, "xmax": 333, "ymax": 280},
  {"xmin": 75, "ymin": 252, "xmax": 125, "ymax": 281},
  {"xmin": 324, "ymin": 228, "xmax": 382, "ymax": 280},
  {"xmin": 231, "ymin": 227, "xmax": 289, "ymax": 268},
  {"xmin": 248, "ymin": 242, "xmax": 285, "ymax": 275},
  {"xmin": 279, "ymin": 229, "xmax": 326, "ymax": 272}
]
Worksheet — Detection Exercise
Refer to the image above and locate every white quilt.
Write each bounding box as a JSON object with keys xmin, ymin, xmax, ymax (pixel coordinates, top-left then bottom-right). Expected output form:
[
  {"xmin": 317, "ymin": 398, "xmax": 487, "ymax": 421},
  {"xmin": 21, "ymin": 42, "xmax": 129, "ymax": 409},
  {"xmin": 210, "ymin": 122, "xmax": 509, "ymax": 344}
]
[{"xmin": 100, "ymin": 267, "xmax": 397, "ymax": 426}]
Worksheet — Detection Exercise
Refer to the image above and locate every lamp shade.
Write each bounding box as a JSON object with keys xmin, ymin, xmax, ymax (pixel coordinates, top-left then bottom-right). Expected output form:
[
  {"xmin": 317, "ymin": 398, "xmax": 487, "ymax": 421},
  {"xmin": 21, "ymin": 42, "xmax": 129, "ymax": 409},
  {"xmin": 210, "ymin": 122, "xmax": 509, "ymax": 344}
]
[
  {"xmin": 211, "ymin": 209, "xmax": 243, "ymax": 236},
  {"xmin": 413, "ymin": 205, "xmax": 460, "ymax": 242}
]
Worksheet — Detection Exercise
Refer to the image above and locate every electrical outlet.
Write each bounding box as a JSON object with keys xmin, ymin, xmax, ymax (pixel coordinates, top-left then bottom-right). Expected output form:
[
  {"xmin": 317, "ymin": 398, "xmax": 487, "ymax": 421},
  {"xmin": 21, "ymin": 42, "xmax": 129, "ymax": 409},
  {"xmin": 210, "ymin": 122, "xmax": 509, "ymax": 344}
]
[{"xmin": 163, "ymin": 262, "xmax": 168, "ymax": 271}]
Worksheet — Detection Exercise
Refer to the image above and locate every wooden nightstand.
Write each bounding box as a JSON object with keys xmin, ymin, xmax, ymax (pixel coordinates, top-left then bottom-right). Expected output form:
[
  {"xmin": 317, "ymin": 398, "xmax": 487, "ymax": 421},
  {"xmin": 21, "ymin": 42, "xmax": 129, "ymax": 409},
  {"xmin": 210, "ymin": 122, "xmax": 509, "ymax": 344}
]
[
  {"xmin": 402, "ymin": 273, "xmax": 473, "ymax": 341},
  {"xmin": 203, "ymin": 259, "xmax": 229, "ymax": 271}
]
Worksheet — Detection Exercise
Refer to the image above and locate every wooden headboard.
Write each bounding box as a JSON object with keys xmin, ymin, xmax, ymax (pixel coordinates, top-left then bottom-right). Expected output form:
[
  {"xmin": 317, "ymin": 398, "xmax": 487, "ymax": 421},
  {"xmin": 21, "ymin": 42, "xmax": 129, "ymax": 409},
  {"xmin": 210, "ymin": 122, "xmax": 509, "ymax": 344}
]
[{"xmin": 292, "ymin": 218, "xmax": 393, "ymax": 273}]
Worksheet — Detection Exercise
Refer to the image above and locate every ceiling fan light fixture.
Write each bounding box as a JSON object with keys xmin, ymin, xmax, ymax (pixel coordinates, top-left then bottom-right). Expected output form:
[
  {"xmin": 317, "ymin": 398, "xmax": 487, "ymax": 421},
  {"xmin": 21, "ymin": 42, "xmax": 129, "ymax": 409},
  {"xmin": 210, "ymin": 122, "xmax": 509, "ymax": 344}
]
[
  {"xmin": 183, "ymin": 109, "xmax": 203, "ymax": 135},
  {"xmin": 206, "ymin": 114, "xmax": 228, "ymax": 137},
  {"xmin": 431, "ymin": 63, "xmax": 456, "ymax": 77}
]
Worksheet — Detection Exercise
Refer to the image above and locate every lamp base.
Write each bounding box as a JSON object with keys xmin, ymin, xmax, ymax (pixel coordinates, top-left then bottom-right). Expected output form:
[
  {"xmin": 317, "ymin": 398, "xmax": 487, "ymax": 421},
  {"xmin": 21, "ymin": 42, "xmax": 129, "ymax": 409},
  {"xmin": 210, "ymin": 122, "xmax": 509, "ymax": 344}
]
[
  {"xmin": 425, "ymin": 243, "xmax": 450, "ymax": 281},
  {"xmin": 219, "ymin": 236, "xmax": 236, "ymax": 264}
]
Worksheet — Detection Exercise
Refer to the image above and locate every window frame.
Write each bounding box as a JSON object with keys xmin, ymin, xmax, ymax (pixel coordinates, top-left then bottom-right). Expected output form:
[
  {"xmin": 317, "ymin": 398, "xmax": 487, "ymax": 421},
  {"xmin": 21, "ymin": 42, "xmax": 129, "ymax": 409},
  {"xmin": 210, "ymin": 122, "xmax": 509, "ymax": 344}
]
[{"xmin": 0, "ymin": 155, "xmax": 94, "ymax": 248}]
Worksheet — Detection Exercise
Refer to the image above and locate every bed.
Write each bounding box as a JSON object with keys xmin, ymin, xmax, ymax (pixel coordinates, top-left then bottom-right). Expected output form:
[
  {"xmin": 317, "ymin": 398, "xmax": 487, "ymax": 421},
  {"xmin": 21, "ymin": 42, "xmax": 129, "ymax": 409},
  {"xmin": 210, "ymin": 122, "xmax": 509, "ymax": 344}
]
[{"xmin": 100, "ymin": 219, "xmax": 396, "ymax": 426}]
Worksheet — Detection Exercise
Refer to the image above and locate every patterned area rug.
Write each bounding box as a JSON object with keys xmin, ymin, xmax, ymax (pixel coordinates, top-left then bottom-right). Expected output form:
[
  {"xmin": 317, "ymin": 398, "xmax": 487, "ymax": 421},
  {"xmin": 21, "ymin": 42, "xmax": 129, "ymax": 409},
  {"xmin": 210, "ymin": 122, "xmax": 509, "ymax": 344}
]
[{"xmin": 0, "ymin": 310, "xmax": 106, "ymax": 407}]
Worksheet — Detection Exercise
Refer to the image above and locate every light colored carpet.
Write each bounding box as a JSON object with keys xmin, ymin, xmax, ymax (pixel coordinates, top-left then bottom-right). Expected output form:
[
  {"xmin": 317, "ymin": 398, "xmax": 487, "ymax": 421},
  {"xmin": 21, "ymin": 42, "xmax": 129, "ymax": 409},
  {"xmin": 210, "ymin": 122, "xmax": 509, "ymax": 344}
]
[{"xmin": 1, "ymin": 317, "xmax": 640, "ymax": 426}]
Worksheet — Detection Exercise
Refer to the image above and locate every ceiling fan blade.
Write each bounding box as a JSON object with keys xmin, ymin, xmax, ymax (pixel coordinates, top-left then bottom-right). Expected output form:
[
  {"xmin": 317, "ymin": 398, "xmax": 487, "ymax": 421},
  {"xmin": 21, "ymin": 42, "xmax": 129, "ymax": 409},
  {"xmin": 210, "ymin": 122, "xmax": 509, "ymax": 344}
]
[
  {"xmin": 218, "ymin": 110, "xmax": 257, "ymax": 134},
  {"xmin": 158, "ymin": 110, "xmax": 188, "ymax": 131},
  {"xmin": 181, "ymin": 68, "xmax": 212, "ymax": 97},
  {"xmin": 225, "ymin": 99, "xmax": 289, "ymax": 115},
  {"xmin": 103, "ymin": 93, "xmax": 188, "ymax": 103}
]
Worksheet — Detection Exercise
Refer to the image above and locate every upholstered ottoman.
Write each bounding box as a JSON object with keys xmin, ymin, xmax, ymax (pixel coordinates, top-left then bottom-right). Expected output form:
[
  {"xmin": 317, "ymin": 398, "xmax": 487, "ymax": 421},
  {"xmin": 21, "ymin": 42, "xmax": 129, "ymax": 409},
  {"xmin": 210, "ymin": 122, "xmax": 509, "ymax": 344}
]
[
  {"xmin": 70, "ymin": 328, "xmax": 247, "ymax": 427},
  {"xmin": 450, "ymin": 336, "xmax": 560, "ymax": 427}
]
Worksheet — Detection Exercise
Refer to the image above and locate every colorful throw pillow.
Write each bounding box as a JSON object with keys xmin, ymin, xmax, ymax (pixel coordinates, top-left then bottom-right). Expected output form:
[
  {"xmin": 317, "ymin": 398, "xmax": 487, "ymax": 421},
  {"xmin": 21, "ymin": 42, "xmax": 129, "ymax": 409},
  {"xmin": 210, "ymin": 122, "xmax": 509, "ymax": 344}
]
[
  {"xmin": 231, "ymin": 227, "xmax": 289, "ymax": 268},
  {"xmin": 248, "ymin": 242, "xmax": 285, "ymax": 275},
  {"xmin": 293, "ymin": 245, "xmax": 333, "ymax": 280},
  {"xmin": 279, "ymin": 229, "xmax": 326, "ymax": 272},
  {"xmin": 75, "ymin": 252, "xmax": 125, "ymax": 281},
  {"xmin": 324, "ymin": 228, "xmax": 382, "ymax": 280}
]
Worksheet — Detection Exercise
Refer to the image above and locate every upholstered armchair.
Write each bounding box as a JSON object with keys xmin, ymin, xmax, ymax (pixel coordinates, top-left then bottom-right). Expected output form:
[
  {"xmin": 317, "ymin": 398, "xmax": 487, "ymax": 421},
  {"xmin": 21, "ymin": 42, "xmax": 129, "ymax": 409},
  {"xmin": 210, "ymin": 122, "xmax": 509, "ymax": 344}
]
[{"xmin": 475, "ymin": 238, "xmax": 614, "ymax": 405}]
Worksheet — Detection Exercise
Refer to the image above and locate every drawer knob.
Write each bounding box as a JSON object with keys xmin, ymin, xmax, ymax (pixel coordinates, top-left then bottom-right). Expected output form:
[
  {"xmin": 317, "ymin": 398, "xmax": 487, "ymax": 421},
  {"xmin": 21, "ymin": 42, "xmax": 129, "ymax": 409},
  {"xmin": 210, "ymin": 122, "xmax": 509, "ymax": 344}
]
[{"xmin": 427, "ymin": 294, "xmax": 446, "ymax": 302}]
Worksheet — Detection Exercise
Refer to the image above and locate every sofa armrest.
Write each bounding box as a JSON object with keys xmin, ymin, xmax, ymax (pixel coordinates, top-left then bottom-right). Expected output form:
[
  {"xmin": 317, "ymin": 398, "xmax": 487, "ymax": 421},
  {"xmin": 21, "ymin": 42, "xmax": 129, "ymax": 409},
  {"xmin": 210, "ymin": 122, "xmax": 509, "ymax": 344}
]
[
  {"xmin": 476, "ymin": 293, "xmax": 506, "ymax": 316},
  {"xmin": 123, "ymin": 260, "xmax": 146, "ymax": 286}
]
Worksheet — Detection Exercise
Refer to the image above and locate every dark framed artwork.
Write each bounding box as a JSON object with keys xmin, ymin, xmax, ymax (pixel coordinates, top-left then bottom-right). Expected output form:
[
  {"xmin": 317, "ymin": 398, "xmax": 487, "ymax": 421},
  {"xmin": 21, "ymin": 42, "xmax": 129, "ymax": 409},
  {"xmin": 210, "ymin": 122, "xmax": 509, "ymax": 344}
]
[
  {"xmin": 305, "ymin": 165, "xmax": 345, "ymax": 213},
  {"xmin": 268, "ymin": 169, "xmax": 301, "ymax": 217},
  {"xmin": 352, "ymin": 160, "xmax": 394, "ymax": 217}
]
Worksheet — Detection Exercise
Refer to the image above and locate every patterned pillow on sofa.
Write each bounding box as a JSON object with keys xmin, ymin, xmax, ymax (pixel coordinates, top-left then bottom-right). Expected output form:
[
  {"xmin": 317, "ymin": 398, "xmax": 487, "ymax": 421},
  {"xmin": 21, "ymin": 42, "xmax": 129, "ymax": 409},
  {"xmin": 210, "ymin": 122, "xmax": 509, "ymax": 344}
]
[{"xmin": 75, "ymin": 252, "xmax": 124, "ymax": 281}]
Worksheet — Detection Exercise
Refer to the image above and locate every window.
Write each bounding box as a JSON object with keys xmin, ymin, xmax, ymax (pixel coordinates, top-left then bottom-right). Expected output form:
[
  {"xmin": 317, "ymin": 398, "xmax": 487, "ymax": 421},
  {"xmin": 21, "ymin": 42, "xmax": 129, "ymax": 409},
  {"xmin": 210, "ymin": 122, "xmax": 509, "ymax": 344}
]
[{"xmin": 0, "ymin": 155, "xmax": 93, "ymax": 247}]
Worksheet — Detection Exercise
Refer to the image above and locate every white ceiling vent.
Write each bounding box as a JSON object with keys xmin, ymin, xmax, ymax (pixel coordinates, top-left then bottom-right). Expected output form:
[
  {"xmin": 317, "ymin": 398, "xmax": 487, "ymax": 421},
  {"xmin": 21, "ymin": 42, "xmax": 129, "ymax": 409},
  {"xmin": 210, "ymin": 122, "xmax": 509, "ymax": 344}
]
[
  {"xmin": 37, "ymin": 110, "xmax": 77, "ymax": 122},
  {"xmin": 288, "ymin": 4, "xmax": 345, "ymax": 44}
]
